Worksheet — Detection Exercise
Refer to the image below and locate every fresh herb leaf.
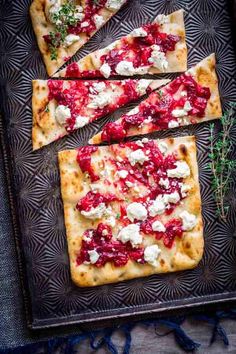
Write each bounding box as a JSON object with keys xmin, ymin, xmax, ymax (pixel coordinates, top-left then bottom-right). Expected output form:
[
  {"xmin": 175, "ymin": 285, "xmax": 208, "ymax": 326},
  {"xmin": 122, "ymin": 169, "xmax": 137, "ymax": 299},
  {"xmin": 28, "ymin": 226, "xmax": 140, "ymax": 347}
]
[
  {"xmin": 116, "ymin": 213, "xmax": 120, "ymax": 219},
  {"xmin": 159, "ymin": 90, "xmax": 163, "ymax": 98},
  {"xmin": 45, "ymin": 105, "xmax": 49, "ymax": 113},
  {"xmin": 47, "ymin": 1, "xmax": 80, "ymax": 60},
  {"xmin": 208, "ymin": 103, "xmax": 236, "ymax": 219}
]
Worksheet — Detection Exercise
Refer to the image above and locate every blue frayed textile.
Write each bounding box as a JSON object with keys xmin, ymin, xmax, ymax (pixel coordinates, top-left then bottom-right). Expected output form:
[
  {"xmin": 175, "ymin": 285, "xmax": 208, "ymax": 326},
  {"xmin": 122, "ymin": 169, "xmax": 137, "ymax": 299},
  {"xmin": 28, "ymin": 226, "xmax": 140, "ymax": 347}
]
[{"xmin": 1, "ymin": 310, "xmax": 236, "ymax": 354}]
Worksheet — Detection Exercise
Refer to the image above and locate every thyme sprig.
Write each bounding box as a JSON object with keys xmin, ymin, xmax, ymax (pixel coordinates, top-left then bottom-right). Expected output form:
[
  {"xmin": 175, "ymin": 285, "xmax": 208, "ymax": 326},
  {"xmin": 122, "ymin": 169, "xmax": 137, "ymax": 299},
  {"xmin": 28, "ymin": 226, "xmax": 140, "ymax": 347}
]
[
  {"xmin": 47, "ymin": 1, "xmax": 78, "ymax": 60},
  {"xmin": 209, "ymin": 103, "xmax": 236, "ymax": 219}
]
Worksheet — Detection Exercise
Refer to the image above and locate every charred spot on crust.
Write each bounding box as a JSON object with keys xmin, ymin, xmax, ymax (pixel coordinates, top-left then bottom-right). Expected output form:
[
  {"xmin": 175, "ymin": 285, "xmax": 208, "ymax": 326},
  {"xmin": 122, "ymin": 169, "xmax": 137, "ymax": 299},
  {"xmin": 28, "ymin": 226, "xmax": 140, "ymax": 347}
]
[
  {"xmin": 180, "ymin": 144, "xmax": 187, "ymax": 156},
  {"xmin": 185, "ymin": 242, "xmax": 191, "ymax": 249},
  {"xmin": 168, "ymin": 137, "xmax": 174, "ymax": 145},
  {"xmin": 160, "ymin": 259, "xmax": 165, "ymax": 266}
]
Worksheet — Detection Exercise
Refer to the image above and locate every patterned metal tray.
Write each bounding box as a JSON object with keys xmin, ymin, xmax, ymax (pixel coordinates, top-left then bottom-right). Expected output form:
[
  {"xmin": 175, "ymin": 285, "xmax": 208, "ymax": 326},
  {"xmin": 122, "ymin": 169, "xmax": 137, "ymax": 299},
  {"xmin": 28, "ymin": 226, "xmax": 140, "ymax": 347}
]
[{"xmin": 0, "ymin": 0, "xmax": 236, "ymax": 329}]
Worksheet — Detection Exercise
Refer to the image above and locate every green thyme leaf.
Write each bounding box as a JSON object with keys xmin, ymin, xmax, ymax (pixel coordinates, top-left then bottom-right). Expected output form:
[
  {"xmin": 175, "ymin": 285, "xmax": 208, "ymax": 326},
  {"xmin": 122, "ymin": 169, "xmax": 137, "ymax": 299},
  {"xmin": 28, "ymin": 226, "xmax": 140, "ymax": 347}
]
[
  {"xmin": 116, "ymin": 213, "xmax": 120, "ymax": 219},
  {"xmin": 45, "ymin": 105, "xmax": 49, "ymax": 113},
  {"xmin": 208, "ymin": 103, "xmax": 236, "ymax": 220}
]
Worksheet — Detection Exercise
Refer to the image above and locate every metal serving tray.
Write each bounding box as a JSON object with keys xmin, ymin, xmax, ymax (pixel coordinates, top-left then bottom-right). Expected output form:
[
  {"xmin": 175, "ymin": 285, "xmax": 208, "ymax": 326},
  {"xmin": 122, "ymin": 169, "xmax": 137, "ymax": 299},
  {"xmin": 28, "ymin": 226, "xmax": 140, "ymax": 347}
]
[{"xmin": 0, "ymin": 0, "xmax": 236, "ymax": 329}]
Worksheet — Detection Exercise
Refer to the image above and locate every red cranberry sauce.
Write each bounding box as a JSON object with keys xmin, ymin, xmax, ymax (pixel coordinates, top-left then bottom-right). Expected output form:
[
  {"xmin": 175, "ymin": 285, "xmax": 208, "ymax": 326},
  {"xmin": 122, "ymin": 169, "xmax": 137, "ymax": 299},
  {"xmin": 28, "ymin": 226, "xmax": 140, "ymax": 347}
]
[
  {"xmin": 101, "ymin": 74, "xmax": 211, "ymax": 142},
  {"xmin": 140, "ymin": 218, "xmax": 183, "ymax": 248},
  {"xmin": 77, "ymin": 146, "xmax": 99, "ymax": 182},
  {"xmin": 100, "ymin": 23, "xmax": 180, "ymax": 74},
  {"xmin": 77, "ymin": 223, "xmax": 144, "ymax": 267},
  {"xmin": 76, "ymin": 191, "xmax": 118, "ymax": 212},
  {"xmin": 68, "ymin": 0, "xmax": 107, "ymax": 35},
  {"xmin": 47, "ymin": 79, "xmax": 144, "ymax": 131}
]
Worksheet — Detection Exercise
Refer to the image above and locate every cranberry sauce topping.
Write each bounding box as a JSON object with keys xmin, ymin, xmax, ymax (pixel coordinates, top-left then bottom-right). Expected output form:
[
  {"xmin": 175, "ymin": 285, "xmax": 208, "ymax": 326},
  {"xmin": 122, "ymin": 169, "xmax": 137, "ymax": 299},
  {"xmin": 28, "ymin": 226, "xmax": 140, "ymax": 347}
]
[
  {"xmin": 141, "ymin": 218, "xmax": 183, "ymax": 249},
  {"xmin": 76, "ymin": 191, "xmax": 118, "ymax": 212},
  {"xmin": 100, "ymin": 74, "xmax": 211, "ymax": 142},
  {"xmin": 77, "ymin": 223, "xmax": 144, "ymax": 267},
  {"xmin": 77, "ymin": 146, "xmax": 99, "ymax": 182},
  {"xmin": 65, "ymin": 23, "xmax": 179, "ymax": 78},
  {"xmin": 48, "ymin": 79, "xmax": 145, "ymax": 131},
  {"xmin": 114, "ymin": 140, "xmax": 181, "ymax": 199},
  {"xmin": 68, "ymin": 0, "xmax": 107, "ymax": 36},
  {"xmin": 65, "ymin": 62, "xmax": 101, "ymax": 78},
  {"xmin": 100, "ymin": 23, "xmax": 180, "ymax": 74}
]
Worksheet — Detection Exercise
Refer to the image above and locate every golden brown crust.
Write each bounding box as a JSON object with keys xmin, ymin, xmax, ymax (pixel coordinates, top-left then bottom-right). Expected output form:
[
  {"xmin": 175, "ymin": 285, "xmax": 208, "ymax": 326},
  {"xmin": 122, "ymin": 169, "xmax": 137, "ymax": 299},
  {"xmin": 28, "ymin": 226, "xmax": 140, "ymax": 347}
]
[
  {"xmin": 32, "ymin": 80, "xmax": 67, "ymax": 150},
  {"xmin": 58, "ymin": 135, "xmax": 203, "ymax": 287},
  {"xmin": 89, "ymin": 53, "xmax": 222, "ymax": 145},
  {"xmin": 30, "ymin": 0, "xmax": 123, "ymax": 76},
  {"xmin": 56, "ymin": 9, "xmax": 187, "ymax": 78},
  {"xmin": 32, "ymin": 79, "xmax": 170, "ymax": 150}
]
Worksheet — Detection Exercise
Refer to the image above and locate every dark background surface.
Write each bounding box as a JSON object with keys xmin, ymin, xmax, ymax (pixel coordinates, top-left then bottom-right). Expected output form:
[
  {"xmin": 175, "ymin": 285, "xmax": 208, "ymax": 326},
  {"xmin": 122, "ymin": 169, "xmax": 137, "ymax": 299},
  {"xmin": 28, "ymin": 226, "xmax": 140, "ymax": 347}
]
[{"xmin": 1, "ymin": 0, "xmax": 236, "ymax": 351}]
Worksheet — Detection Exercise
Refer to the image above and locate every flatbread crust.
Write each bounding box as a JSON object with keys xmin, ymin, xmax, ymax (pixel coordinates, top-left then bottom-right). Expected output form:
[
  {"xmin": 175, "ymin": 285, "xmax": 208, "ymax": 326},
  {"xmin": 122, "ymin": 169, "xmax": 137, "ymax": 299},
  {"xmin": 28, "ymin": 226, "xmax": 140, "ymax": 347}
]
[
  {"xmin": 90, "ymin": 53, "xmax": 222, "ymax": 145},
  {"xmin": 30, "ymin": 0, "xmax": 126, "ymax": 76},
  {"xmin": 55, "ymin": 9, "xmax": 187, "ymax": 78},
  {"xmin": 58, "ymin": 135, "xmax": 203, "ymax": 287},
  {"xmin": 32, "ymin": 79, "xmax": 170, "ymax": 150}
]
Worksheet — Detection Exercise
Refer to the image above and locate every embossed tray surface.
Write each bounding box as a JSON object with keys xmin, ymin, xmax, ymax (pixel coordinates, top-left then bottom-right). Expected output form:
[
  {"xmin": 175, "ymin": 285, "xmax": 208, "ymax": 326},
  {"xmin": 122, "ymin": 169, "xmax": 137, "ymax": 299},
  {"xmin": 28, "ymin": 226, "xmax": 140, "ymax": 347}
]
[{"xmin": 0, "ymin": 0, "xmax": 236, "ymax": 329}]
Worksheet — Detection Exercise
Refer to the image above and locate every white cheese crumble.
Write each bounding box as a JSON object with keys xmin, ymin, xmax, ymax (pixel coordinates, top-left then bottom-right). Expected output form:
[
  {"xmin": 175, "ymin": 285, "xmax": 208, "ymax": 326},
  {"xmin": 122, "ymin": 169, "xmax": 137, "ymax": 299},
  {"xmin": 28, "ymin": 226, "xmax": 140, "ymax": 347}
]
[
  {"xmin": 148, "ymin": 45, "xmax": 168, "ymax": 71},
  {"xmin": 181, "ymin": 184, "xmax": 191, "ymax": 197},
  {"xmin": 131, "ymin": 27, "xmax": 148, "ymax": 37},
  {"xmin": 106, "ymin": 216, "xmax": 116, "ymax": 227},
  {"xmin": 118, "ymin": 224, "xmax": 142, "ymax": 247},
  {"xmin": 117, "ymin": 170, "xmax": 128, "ymax": 179},
  {"xmin": 152, "ymin": 220, "xmax": 166, "ymax": 232},
  {"xmin": 115, "ymin": 61, "xmax": 135, "ymax": 76},
  {"xmin": 93, "ymin": 14, "xmax": 105, "ymax": 29},
  {"xmin": 168, "ymin": 120, "xmax": 179, "ymax": 129},
  {"xmin": 159, "ymin": 178, "xmax": 170, "ymax": 189},
  {"xmin": 127, "ymin": 202, "xmax": 147, "ymax": 222},
  {"xmin": 155, "ymin": 14, "xmax": 169, "ymax": 25},
  {"xmin": 149, "ymin": 195, "xmax": 166, "ymax": 216},
  {"xmin": 106, "ymin": 0, "xmax": 126, "ymax": 10},
  {"xmin": 164, "ymin": 191, "xmax": 180, "ymax": 204},
  {"xmin": 81, "ymin": 203, "xmax": 107, "ymax": 219},
  {"xmin": 158, "ymin": 141, "xmax": 168, "ymax": 155},
  {"xmin": 167, "ymin": 161, "xmax": 191, "ymax": 179},
  {"xmin": 81, "ymin": 21, "xmax": 89, "ymax": 28},
  {"xmin": 100, "ymin": 63, "xmax": 111, "ymax": 78},
  {"xmin": 64, "ymin": 34, "xmax": 80, "ymax": 47},
  {"xmin": 144, "ymin": 245, "xmax": 161, "ymax": 267},
  {"xmin": 87, "ymin": 91, "xmax": 111, "ymax": 109},
  {"xmin": 125, "ymin": 181, "xmax": 134, "ymax": 188},
  {"xmin": 88, "ymin": 250, "xmax": 100, "ymax": 264},
  {"xmin": 74, "ymin": 115, "xmax": 90, "ymax": 129},
  {"xmin": 180, "ymin": 211, "xmax": 197, "ymax": 231},
  {"xmin": 136, "ymin": 79, "xmax": 152, "ymax": 95},
  {"xmin": 55, "ymin": 105, "xmax": 71, "ymax": 125},
  {"xmin": 90, "ymin": 82, "xmax": 106, "ymax": 94},
  {"xmin": 180, "ymin": 91, "xmax": 187, "ymax": 97},
  {"xmin": 128, "ymin": 149, "xmax": 149, "ymax": 166},
  {"xmin": 172, "ymin": 101, "xmax": 192, "ymax": 118}
]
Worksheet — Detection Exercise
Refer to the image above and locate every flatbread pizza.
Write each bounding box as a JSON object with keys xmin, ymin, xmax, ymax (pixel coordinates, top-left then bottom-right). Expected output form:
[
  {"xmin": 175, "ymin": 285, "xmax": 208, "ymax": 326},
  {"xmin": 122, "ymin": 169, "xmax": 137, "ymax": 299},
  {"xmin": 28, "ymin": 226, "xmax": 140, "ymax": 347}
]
[
  {"xmin": 55, "ymin": 9, "xmax": 187, "ymax": 78},
  {"xmin": 30, "ymin": 0, "xmax": 127, "ymax": 76},
  {"xmin": 32, "ymin": 78, "xmax": 170, "ymax": 150},
  {"xmin": 58, "ymin": 135, "xmax": 203, "ymax": 287},
  {"xmin": 90, "ymin": 54, "xmax": 222, "ymax": 144}
]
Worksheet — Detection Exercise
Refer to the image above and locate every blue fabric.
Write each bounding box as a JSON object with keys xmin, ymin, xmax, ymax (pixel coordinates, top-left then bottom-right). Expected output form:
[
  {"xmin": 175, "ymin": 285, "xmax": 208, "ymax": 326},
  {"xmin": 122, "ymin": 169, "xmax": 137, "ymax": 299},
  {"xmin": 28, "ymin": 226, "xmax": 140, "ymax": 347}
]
[{"xmin": 1, "ymin": 311, "xmax": 236, "ymax": 354}]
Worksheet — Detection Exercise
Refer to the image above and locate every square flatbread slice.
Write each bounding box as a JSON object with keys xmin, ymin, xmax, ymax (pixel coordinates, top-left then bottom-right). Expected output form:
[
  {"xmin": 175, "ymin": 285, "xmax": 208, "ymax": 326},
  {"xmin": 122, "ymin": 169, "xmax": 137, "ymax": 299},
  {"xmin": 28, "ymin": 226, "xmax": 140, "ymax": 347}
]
[
  {"xmin": 58, "ymin": 135, "xmax": 203, "ymax": 287},
  {"xmin": 32, "ymin": 78, "xmax": 169, "ymax": 150},
  {"xmin": 55, "ymin": 9, "xmax": 187, "ymax": 78},
  {"xmin": 90, "ymin": 54, "xmax": 222, "ymax": 144},
  {"xmin": 30, "ymin": 0, "xmax": 127, "ymax": 76}
]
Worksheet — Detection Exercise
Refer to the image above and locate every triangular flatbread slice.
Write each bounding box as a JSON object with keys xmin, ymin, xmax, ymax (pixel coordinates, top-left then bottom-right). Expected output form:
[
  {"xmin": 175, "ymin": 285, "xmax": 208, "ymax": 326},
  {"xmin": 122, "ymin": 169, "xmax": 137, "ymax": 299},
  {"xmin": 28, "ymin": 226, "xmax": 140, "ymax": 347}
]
[
  {"xmin": 55, "ymin": 9, "xmax": 187, "ymax": 78},
  {"xmin": 90, "ymin": 54, "xmax": 222, "ymax": 145},
  {"xmin": 30, "ymin": 0, "xmax": 127, "ymax": 76},
  {"xmin": 32, "ymin": 78, "xmax": 170, "ymax": 150}
]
